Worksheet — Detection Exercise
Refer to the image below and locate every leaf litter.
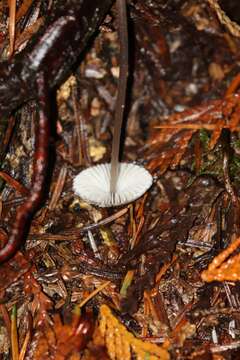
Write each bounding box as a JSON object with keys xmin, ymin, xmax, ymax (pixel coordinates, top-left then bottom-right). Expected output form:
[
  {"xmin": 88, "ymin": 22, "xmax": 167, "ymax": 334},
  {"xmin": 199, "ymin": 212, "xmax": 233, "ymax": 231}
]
[{"xmin": 1, "ymin": 0, "xmax": 240, "ymax": 359}]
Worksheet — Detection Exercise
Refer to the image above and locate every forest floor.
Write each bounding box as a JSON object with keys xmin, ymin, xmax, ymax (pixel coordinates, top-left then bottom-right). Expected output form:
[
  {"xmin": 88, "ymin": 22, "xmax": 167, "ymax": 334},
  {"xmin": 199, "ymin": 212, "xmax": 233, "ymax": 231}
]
[{"xmin": 1, "ymin": 0, "xmax": 240, "ymax": 359}]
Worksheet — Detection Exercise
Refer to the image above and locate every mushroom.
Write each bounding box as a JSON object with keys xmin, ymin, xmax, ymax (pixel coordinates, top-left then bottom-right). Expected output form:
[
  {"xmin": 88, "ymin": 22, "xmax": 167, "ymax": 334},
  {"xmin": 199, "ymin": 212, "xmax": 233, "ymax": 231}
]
[
  {"xmin": 73, "ymin": 0, "xmax": 153, "ymax": 207},
  {"xmin": 73, "ymin": 163, "xmax": 153, "ymax": 207}
]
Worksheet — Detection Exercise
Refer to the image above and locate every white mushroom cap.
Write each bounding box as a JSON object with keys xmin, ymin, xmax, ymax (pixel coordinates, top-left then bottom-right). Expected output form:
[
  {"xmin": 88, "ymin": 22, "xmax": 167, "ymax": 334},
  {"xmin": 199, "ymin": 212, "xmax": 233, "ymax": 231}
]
[{"xmin": 73, "ymin": 163, "xmax": 153, "ymax": 207}]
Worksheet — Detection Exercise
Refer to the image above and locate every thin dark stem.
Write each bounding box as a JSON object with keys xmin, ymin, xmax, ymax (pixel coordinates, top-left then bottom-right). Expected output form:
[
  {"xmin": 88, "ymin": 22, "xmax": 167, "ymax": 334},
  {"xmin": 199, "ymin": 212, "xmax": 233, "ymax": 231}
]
[{"xmin": 110, "ymin": 0, "xmax": 128, "ymax": 195}]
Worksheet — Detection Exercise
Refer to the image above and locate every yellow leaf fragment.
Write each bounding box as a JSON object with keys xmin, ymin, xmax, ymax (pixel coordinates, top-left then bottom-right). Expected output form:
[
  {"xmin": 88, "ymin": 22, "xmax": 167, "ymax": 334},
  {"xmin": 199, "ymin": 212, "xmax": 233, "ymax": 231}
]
[
  {"xmin": 202, "ymin": 237, "xmax": 240, "ymax": 282},
  {"xmin": 99, "ymin": 304, "xmax": 170, "ymax": 360}
]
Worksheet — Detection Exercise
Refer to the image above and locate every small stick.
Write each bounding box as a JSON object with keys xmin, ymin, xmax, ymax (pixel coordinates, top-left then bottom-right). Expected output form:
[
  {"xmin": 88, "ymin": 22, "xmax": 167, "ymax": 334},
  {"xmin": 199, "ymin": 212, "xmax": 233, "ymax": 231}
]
[{"xmin": 110, "ymin": 0, "xmax": 128, "ymax": 195}]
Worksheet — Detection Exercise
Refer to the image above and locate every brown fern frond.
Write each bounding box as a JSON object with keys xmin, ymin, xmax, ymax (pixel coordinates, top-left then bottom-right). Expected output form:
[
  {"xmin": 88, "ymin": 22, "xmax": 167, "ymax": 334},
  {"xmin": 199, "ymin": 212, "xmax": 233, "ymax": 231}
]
[{"xmin": 147, "ymin": 93, "xmax": 240, "ymax": 173}]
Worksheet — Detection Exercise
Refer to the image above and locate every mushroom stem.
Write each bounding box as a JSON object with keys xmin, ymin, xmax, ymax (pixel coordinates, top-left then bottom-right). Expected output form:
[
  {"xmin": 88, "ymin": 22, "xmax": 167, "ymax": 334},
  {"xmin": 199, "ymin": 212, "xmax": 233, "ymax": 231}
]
[{"xmin": 110, "ymin": 0, "xmax": 128, "ymax": 196}]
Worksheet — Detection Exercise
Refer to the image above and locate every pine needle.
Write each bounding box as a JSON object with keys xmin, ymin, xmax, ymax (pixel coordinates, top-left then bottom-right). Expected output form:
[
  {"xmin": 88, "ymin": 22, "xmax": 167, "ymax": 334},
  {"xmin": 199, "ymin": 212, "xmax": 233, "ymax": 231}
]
[
  {"xmin": 16, "ymin": 0, "xmax": 33, "ymax": 22},
  {"xmin": 8, "ymin": 0, "xmax": 16, "ymax": 57},
  {"xmin": 154, "ymin": 124, "xmax": 240, "ymax": 131},
  {"xmin": 79, "ymin": 281, "xmax": 111, "ymax": 308},
  {"xmin": 11, "ymin": 305, "xmax": 19, "ymax": 360},
  {"xmin": 120, "ymin": 270, "xmax": 135, "ymax": 297},
  {"xmin": 19, "ymin": 330, "xmax": 30, "ymax": 360}
]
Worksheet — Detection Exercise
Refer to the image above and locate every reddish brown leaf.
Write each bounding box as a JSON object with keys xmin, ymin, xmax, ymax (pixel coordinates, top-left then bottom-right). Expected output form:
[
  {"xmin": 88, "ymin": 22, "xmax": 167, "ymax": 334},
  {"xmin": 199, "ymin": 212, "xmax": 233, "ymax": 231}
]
[
  {"xmin": 29, "ymin": 312, "xmax": 94, "ymax": 360},
  {"xmin": 24, "ymin": 270, "xmax": 53, "ymax": 326},
  {"xmin": 147, "ymin": 94, "xmax": 240, "ymax": 173}
]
